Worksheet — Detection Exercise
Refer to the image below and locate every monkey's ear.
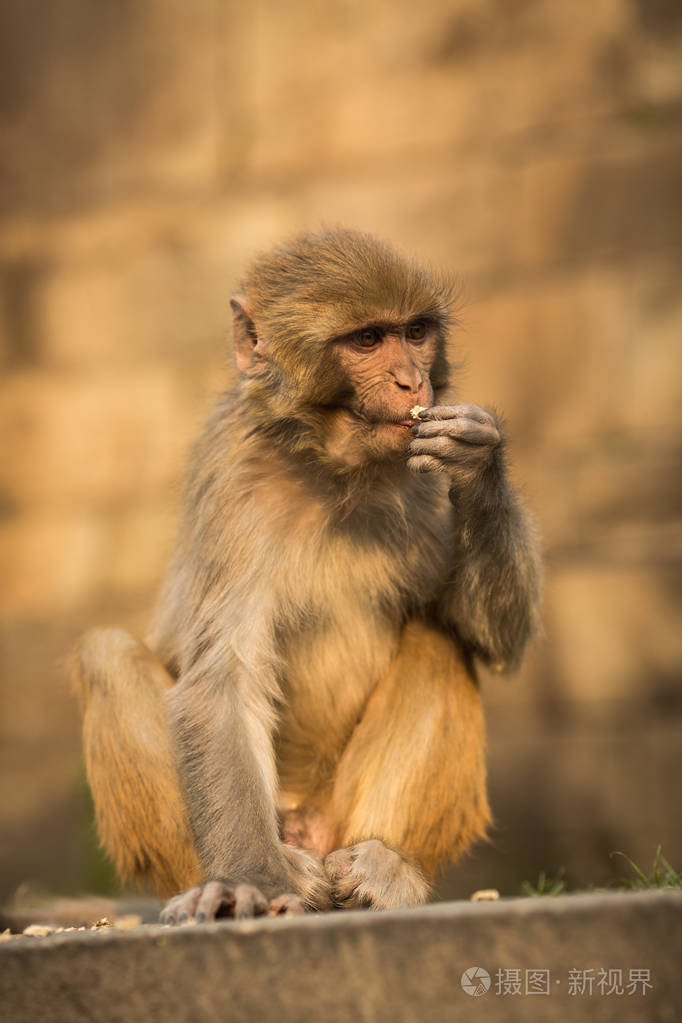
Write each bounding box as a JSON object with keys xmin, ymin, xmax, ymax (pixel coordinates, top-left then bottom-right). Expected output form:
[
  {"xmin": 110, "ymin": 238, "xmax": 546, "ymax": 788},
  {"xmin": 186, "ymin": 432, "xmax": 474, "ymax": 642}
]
[{"xmin": 230, "ymin": 295, "xmax": 265, "ymax": 376}]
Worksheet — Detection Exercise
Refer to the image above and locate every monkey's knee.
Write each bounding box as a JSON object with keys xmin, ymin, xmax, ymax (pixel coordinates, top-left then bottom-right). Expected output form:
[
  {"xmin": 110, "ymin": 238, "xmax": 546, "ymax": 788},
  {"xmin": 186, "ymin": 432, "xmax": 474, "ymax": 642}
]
[
  {"xmin": 72, "ymin": 627, "xmax": 130, "ymax": 703},
  {"xmin": 72, "ymin": 627, "xmax": 172, "ymax": 712}
]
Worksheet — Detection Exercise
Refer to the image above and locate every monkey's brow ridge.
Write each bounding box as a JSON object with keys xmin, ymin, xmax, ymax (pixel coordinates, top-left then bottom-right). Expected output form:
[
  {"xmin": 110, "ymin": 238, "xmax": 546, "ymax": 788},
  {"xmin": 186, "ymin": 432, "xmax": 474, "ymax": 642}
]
[{"xmin": 337, "ymin": 316, "xmax": 437, "ymax": 339}]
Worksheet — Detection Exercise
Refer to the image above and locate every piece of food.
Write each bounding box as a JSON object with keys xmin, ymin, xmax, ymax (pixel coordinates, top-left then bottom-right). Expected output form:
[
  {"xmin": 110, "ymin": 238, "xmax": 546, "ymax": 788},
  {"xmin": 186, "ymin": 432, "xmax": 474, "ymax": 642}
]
[
  {"xmin": 470, "ymin": 888, "xmax": 500, "ymax": 902},
  {"xmin": 113, "ymin": 914, "xmax": 143, "ymax": 930},
  {"xmin": 22, "ymin": 924, "xmax": 56, "ymax": 936},
  {"xmin": 410, "ymin": 405, "xmax": 427, "ymax": 419}
]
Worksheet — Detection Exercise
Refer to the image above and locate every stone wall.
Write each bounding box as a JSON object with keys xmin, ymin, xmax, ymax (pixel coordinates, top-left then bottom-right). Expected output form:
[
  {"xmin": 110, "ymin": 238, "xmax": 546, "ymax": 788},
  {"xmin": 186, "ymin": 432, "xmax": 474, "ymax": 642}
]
[{"xmin": 1, "ymin": 0, "xmax": 680, "ymax": 899}]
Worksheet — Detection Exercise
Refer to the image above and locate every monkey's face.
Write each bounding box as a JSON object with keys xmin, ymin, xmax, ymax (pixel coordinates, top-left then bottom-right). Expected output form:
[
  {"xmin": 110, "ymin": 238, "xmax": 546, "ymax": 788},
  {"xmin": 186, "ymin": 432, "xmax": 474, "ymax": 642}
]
[
  {"xmin": 327, "ymin": 319, "xmax": 437, "ymax": 460},
  {"xmin": 233, "ymin": 230, "xmax": 454, "ymax": 466}
]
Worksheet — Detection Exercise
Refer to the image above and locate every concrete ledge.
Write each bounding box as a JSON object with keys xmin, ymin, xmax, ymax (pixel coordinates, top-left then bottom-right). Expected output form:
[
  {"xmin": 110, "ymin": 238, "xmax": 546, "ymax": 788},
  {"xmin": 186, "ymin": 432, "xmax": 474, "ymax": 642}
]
[{"xmin": 1, "ymin": 891, "xmax": 680, "ymax": 1022}]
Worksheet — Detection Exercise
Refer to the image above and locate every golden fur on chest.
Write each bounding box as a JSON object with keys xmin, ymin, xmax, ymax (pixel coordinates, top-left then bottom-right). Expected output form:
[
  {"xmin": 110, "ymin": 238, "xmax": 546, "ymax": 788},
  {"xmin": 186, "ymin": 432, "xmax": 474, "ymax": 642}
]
[{"xmin": 270, "ymin": 493, "xmax": 451, "ymax": 806}]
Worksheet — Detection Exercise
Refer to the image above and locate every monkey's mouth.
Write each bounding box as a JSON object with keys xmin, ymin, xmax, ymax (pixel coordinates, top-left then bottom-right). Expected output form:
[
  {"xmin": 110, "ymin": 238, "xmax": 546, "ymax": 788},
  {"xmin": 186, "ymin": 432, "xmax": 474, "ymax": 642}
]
[
  {"xmin": 337, "ymin": 406, "xmax": 417, "ymax": 434},
  {"xmin": 373, "ymin": 419, "xmax": 419, "ymax": 438},
  {"xmin": 381, "ymin": 417, "xmax": 418, "ymax": 431}
]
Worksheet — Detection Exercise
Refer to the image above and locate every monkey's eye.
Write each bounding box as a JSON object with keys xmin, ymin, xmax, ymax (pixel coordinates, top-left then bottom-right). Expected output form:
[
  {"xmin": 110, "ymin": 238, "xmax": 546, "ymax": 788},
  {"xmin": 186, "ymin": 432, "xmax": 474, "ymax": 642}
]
[
  {"xmin": 407, "ymin": 321, "xmax": 427, "ymax": 341},
  {"xmin": 353, "ymin": 328, "xmax": 381, "ymax": 349}
]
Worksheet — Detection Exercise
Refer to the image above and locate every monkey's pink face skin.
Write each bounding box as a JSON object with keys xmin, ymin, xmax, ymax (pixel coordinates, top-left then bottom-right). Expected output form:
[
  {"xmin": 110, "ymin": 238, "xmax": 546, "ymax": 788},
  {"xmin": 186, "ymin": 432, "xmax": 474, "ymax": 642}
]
[{"xmin": 333, "ymin": 321, "xmax": 437, "ymax": 457}]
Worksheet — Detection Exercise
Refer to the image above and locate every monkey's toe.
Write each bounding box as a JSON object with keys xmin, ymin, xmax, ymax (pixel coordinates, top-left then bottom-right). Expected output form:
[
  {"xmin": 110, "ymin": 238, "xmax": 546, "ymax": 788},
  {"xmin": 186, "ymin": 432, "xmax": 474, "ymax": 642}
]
[
  {"xmin": 232, "ymin": 883, "xmax": 269, "ymax": 920},
  {"xmin": 160, "ymin": 881, "xmax": 270, "ymax": 924},
  {"xmin": 267, "ymin": 893, "xmax": 306, "ymax": 916},
  {"xmin": 160, "ymin": 885, "xmax": 203, "ymax": 924}
]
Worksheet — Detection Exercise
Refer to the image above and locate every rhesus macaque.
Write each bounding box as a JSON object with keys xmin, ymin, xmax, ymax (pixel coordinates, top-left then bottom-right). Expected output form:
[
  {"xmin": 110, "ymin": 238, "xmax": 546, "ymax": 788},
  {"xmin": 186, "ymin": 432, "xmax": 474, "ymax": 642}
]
[{"xmin": 73, "ymin": 229, "xmax": 541, "ymax": 922}]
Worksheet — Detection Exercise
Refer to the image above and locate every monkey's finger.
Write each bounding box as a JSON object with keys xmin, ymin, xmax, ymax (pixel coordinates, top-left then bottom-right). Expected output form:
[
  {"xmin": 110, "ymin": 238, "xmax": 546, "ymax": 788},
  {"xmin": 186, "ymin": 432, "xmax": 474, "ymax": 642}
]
[
  {"xmin": 409, "ymin": 436, "xmax": 456, "ymax": 459},
  {"xmin": 413, "ymin": 419, "xmax": 500, "ymax": 446},
  {"xmin": 419, "ymin": 404, "xmax": 494, "ymax": 425},
  {"xmin": 267, "ymin": 893, "xmax": 306, "ymax": 916},
  {"xmin": 330, "ymin": 873, "xmax": 367, "ymax": 909},
  {"xmin": 160, "ymin": 886, "xmax": 202, "ymax": 924},
  {"xmin": 409, "ymin": 437, "xmax": 494, "ymax": 462},
  {"xmin": 327, "ymin": 860, "xmax": 375, "ymax": 910},
  {"xmin": 234, "ymin": 883, "xmax": 268, "ymax": 920},
  {"xmin": 323, "ymin": 850, "xmax": 362, "ymax": 907},
  {"xmin": 406, "ymin": 454, "xmax": 447, "ymax": 474},
  {"xmin": 195, "ymin": 881, "xmax": 236, "ymax": 922},
  {"xmin": 324, "ymin": 848, "xmax": 354, "ymax": 882}
]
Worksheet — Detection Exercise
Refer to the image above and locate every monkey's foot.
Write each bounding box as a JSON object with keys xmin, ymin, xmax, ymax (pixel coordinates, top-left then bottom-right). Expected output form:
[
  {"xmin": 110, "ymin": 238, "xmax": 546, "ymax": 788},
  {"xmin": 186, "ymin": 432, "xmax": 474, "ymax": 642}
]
[
  {"xmin": 324, "ymin": 839, "xmax": 430, "ymax": 911},
  {"xmin": 160, "ymin": 881, "xmax": 305, "ymax": 924},
  {"xmin": 281, "ymin": 843, "xmax": 334, "ymax": 910}
]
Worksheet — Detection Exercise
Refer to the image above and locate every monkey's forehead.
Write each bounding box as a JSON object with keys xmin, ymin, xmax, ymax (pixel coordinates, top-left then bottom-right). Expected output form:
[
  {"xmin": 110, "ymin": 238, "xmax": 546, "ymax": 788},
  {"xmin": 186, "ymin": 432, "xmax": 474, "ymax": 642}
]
[{"xmin": 240, "ymin": 230, "xmax": 455, "ymax": 337}]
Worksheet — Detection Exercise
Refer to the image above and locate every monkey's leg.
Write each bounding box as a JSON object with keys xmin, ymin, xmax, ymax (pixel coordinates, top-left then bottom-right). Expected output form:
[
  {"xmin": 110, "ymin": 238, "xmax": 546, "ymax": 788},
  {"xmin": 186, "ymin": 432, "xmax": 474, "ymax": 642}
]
[
  {"xmin": 325, "ymin": 620, "xmax": 491, "ymax": 910},
  {"xmin": 72, "ymin": 628, "xmax": 202, "ymax": 897}
]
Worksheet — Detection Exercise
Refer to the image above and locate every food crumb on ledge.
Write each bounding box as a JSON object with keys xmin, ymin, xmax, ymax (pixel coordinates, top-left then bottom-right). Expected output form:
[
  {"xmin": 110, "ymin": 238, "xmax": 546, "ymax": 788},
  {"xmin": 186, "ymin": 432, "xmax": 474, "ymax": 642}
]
[{"xmin": 470, "ymin": 888, "xmax": 500, "ymax": 902}]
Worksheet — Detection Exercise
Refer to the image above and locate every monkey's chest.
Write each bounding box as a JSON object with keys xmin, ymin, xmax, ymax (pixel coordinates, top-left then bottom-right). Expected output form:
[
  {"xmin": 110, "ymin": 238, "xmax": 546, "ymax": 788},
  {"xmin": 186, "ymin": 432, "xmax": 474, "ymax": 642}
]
[
  {"xmin": 275, "ymin": 602, "xmax": 399, "ymax": 799},
  {"xmin": 274, "ymin": 527, "xmax": 444, "ymax": 795}
]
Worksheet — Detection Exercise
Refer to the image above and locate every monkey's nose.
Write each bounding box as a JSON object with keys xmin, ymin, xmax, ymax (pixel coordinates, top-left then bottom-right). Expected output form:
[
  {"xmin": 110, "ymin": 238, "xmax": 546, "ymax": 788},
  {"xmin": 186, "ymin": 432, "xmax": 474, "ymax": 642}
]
[{"xmin": 391, "ymin": 367, "xmax": 422, "ymax": 393}]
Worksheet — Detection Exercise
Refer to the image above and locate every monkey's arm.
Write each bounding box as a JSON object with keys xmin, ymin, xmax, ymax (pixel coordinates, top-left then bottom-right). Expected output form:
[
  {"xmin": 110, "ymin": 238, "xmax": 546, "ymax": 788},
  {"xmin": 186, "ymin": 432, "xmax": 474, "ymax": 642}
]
[
  {"xmin": 408, "ymin": 405, "xmax": 542, "ymax": 671},
  {"xmin": 443, "ymin": 458, "xmax": 541, "ymax": 671}
]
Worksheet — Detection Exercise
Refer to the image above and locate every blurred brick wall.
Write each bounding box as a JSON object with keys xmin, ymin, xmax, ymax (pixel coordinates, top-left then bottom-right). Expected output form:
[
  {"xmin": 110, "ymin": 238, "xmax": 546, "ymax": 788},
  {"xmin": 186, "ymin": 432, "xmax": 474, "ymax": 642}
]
[{"xmin": 1, "ymin": 0, "xmax": 680, "ymax": 899}]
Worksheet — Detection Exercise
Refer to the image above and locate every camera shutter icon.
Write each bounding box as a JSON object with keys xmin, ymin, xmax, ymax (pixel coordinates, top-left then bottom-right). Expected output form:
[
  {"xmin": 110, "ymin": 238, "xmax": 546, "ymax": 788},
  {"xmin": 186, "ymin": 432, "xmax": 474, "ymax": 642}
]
[{"xmin": 461, "ymin": 967, "xmax": 491, "ymax": 997}]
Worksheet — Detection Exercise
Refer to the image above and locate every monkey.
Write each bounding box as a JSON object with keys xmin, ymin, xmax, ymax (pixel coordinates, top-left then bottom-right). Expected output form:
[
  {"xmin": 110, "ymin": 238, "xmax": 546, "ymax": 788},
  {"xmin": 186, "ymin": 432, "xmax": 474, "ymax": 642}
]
[{"xmin": 72, "ymin": 228, "xmax": 541, "ymax": 922}]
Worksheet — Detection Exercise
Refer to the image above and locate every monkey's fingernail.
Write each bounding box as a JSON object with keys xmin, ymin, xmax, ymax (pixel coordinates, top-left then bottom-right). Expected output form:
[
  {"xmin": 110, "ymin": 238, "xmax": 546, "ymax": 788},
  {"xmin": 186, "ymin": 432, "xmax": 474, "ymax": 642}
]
[
  {"xmin": 178, "ymin": 911, "xmax": 187, "ymax": 922},
  {"xmin": 196, "ymin": 912, "xmax": 205, "ymax": 922}
]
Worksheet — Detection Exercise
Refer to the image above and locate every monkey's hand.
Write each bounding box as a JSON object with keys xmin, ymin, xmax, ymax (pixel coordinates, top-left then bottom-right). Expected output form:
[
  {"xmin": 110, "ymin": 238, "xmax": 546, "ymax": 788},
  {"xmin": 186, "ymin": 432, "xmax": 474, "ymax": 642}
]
[
  {"xmin": 407, "ymin": 404, "xmax": 502, "ymax": 487},
  {"xmin": 160, "ymin": 881, "xmax": 305, "ymax": 924}
]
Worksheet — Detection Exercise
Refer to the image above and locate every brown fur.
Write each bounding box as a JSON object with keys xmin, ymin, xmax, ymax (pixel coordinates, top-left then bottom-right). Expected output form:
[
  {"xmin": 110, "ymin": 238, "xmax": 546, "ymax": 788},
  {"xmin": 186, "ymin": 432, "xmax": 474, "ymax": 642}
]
[
  {"xmin": 72, "ymin": 629, "xmax": 201, "ymax": 896},
  {"xmin": 329, "ymin": 621, "xmax": 489, "ymax": 878},
  {"xmin": 73, "ymin": 229, "xmax": 540, "ymax": 916}
]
